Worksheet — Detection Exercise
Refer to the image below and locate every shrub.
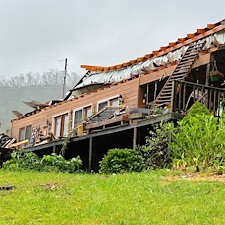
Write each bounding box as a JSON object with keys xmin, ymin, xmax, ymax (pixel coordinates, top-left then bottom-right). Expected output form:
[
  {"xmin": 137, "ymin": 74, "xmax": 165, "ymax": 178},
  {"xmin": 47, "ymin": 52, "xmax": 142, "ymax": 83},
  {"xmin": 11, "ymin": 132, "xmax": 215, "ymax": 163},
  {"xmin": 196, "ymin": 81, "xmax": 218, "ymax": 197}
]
[
  {"xmin": 3, "ymin": 150, "xmax": 82, "ymax": 173},
  {"xmin": 99, "ymin": 148, "xmax": 145, "ymax": 174},
  {"xmin": 182, "ymin": 102, "xmax": 210, "ymax": 124},
  {"xmin": 137, "ymin": 123, "xmax": 171, "ymax": 169},
  {"xmin": 168, "ymin": 114, "xmax": 225, "ymax": 173}
]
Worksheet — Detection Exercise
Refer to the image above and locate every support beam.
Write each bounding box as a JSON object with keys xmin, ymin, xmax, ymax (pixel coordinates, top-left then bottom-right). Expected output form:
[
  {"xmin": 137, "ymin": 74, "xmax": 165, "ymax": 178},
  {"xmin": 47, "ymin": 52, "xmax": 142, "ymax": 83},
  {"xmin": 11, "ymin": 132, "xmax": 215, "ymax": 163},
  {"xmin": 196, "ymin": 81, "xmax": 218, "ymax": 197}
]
[
  {"xmin": 53, "ymin": 145, "xmax": 56, "ymax": 154},
  {"xmin": 154, "ymin": 80, "xmax": 157, "ymax": 100},
  {"xmin": 133, "ymin": 126, "xmax": 137, "ymax": 148},
  {"xmin": 205, "ymin": 62, "xmax": 211, "ymax": 86},
  {"xmin": 88, "ymin": 137, "xmax": 93, "ymax": 172}
]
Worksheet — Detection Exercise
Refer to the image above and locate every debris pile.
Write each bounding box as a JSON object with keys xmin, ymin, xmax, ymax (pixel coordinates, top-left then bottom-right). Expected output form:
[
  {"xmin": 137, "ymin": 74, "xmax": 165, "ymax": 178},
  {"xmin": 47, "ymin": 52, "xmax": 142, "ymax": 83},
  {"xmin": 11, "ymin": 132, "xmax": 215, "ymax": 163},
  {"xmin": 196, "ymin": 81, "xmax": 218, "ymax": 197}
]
[{"xmin": 0, "ymin": 133, "xmax": 11, "ymax": 148}]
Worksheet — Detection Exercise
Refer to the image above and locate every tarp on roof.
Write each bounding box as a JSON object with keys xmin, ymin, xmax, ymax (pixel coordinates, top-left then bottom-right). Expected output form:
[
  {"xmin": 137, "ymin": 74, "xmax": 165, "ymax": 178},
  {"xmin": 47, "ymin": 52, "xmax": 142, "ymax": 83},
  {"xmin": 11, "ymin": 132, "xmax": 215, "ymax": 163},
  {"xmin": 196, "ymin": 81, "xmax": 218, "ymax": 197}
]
[
  {"xmin": 75, "ymin": 31, "xmax": 225, "ymax": 90},
  {"xmin": 75, "ymin": 45, "xmax": 189, "ymax": 89}
]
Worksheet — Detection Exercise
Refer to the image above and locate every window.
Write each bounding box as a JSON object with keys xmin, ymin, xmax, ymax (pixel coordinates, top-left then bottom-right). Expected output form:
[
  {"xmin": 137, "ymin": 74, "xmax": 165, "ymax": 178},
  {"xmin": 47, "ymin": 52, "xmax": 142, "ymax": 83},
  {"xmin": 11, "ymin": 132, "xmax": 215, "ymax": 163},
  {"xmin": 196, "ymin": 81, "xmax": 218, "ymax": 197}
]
[
  {"xmin": 110, "ymin": 98, "xmax": 120, "ymax": 106},
  {"xmin": 63, "ymin": 115, "xmax": 69, "ymax": 136},
  {"xmin": 97, "ymin": 95, "xmax": 122, "ymax": 112},
  {"xmin": 55, "ymin": 117, "xmax": 61, "ymax": 137},
  {"xmin": 19, "ymin": 127, "xmax": 25, "ymax": 141},
  {"xmin": 25, "ymin": 125, "xmax": 32, "ymax": 140},
  {"xmin": 98, "ymin": 101, "xmax": 108, "ymax": 111},
  {"xmin": 19, "ymin": 125, "xmax": 32, "ymax": 141},
  {"xmin": 74, "ymin": 109, "xmax": 83, "ymax": 126},
  {"xmin": 74, "ymin": 105, "xmax": 92, "ymax": 127},
  {"xmin": 54, "ymin": 113, "xmax": 69, "ymax": 137},
  {"xmin": 84, "ymin": 106, "xmax": 92, "ymax": 119}
]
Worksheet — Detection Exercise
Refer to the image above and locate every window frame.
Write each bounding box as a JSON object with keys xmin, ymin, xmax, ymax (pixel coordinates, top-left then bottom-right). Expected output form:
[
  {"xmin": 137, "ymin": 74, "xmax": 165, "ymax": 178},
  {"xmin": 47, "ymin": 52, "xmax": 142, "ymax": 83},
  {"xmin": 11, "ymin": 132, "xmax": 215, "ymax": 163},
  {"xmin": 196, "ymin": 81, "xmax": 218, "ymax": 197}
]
[
  {"xmin": 72, "ymin": 104, "xmax": 92, "ymax": 128},
  {"xmin": 52, "ymin": 112, "xmax": 69, "ymax": 137},
  {"xmin": 19, "ymin": 125, "xmax": 32, "ymax": 142},
  {"xmin": 19, "ymin": 127, "xmax": 25, "ymax": 141},
  {"xmin": 97, "ymin": 95, "xmax": 121, "ymax": 112},
  {"xmin": 73, "ymin": 108, "xmax": 83, "ymax": 127}
]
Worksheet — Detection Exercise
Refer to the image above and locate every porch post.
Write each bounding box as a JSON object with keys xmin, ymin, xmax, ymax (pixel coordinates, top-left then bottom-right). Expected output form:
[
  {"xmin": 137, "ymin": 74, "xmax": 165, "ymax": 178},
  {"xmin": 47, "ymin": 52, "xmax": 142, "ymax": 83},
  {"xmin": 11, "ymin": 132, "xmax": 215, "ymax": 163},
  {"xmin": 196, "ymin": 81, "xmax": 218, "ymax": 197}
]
[
  {"xmin": 133, "ymin": 126, "xmax": 137, "ymax": 149},
  {"xmin": 88, "ymin": 137, "xmax": 93, "ymax": 172},
  {"xmin": 53, "ymin": 145, "xmax": 56, "ymax": 154},
  {"xmin": 205, "ymin": 62, "xmax": 210, "ymax": 86}
]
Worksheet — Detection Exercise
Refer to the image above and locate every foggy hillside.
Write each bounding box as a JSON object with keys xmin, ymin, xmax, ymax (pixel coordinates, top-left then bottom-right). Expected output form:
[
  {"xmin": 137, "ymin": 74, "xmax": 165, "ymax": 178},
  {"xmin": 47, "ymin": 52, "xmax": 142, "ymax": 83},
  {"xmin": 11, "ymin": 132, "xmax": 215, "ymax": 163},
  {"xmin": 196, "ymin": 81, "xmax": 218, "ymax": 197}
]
[
  {"xmin": 0, "ymin": 85, "xmax": 66, "ymax": 132},
  {"xmin": 0, "ymin": 71, "xmax": 81, "ymax": 133}
]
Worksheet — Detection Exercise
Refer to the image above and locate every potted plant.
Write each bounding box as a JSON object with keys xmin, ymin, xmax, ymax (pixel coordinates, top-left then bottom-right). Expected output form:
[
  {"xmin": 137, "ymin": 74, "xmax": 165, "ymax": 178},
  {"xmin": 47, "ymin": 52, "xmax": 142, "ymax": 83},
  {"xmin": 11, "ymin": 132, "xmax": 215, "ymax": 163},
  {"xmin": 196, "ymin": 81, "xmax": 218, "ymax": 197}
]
[{"xmin": 209, "ymin": 70, "xmax": 224, "ymax": 82}]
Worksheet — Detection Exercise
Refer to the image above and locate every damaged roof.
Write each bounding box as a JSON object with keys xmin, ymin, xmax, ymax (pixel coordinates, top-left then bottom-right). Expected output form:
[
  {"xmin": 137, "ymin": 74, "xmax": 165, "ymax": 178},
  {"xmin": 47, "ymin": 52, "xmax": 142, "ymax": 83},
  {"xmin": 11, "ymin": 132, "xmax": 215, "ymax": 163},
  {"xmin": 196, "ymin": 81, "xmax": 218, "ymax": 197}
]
[{"xmin": 74, "ymin": 19, "xmax": 225, "ymax": 91}]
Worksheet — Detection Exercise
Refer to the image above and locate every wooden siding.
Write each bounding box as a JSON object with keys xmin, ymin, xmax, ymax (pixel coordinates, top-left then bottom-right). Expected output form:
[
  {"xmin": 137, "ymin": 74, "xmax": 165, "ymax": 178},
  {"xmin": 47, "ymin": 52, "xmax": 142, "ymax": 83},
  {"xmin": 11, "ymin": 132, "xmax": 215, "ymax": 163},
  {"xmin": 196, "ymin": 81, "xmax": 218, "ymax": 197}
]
[{"xmin": 11, "ymin": 79, "xmax": 140, "ymax": 140}]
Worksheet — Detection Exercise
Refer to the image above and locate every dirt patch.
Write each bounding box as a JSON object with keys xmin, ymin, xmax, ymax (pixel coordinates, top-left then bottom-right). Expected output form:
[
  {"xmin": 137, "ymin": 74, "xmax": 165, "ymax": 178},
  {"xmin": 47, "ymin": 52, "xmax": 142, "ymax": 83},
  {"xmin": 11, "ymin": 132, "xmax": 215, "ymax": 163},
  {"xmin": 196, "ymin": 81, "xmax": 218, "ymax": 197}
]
[{"xmin": 161, "ymin": 172, "xmax": 225, "ymax": 184}]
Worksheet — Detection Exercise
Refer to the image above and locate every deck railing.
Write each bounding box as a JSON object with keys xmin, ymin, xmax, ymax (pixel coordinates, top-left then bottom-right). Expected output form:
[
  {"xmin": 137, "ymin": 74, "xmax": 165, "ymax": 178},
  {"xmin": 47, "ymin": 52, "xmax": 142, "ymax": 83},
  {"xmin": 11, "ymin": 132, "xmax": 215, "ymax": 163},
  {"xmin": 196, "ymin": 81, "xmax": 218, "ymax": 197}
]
[{"xmin": 171, "ymin": 80, "xmax": 225, "ymax": 115}]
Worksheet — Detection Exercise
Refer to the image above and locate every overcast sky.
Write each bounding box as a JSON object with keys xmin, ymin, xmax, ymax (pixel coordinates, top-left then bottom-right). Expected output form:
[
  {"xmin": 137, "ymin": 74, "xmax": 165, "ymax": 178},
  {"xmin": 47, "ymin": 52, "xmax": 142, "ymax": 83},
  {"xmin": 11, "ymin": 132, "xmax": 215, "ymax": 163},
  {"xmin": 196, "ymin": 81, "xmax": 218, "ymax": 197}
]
[{"xmin": 0, "ymin": 0, "xmax": 225, "ymax": 78}]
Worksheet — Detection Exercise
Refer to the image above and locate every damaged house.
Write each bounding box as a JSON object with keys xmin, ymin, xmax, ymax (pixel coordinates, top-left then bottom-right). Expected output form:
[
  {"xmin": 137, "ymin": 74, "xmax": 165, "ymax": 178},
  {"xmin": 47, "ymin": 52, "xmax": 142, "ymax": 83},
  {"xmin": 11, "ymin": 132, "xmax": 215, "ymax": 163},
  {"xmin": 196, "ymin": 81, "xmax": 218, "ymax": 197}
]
[{"xmin": 8, "ymin": 19, "xmax": 225, "ymax": 171}]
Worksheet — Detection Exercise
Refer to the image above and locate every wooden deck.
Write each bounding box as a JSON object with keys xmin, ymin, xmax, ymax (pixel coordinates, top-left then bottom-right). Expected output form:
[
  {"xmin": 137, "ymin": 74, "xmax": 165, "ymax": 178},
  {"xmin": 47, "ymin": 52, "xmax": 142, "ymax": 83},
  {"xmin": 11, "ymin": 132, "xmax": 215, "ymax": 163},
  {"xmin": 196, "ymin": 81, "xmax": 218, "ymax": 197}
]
[{"xmin": 23, "ymin": 113, "xmax": 183, "ymax": 171}]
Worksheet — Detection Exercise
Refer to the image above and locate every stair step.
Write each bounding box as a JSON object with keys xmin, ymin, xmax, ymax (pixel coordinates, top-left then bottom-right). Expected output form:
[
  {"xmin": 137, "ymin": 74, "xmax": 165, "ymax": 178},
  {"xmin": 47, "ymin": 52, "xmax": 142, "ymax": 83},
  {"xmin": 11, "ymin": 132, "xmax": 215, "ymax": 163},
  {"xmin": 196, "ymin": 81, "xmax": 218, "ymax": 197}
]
[
  {"xmin": 154, "ymin": 102, "xmax": 170, "ymax": 105},
  {"xmin": 159, "ymin": 93, "xmax": 172, "ymax": 97},
  {"xmin": 160, "ymin": 92, "xmax": 172, "ymax": 95},
  {"xmin": 178, "ymin": 61, "xmax": 192, "ymax": 66},
  {"xmin": 172, "ymin": 72, "xmax": 186, "ymax": 76},
  {"xmin": 186, "ymin": 49, "xmax": 199, "ymax": 54},
  {"xmin": 174, "ymin": 68, "xmax": 188, "ymax": 72},
  {"xmin": 181, "ymin": 55, "xmax": 197, "ymax": 60},
  {"xmin": 164, "ymin": 84, "xmax": 173, "ymax": 88},
  {"xmin": 161, "ymin": 89, "xmax": 169, "ymax": 92},
  {"xmin": 176, "ymin": 64, "xmax": 192, "ymax": 69},
  {"xmin": 171, "ymin": 76, "xmax": 185, "ymax": 80},
  {"xmin": 158, "ymin": 98, "xmax": 171, "ymax": 101},
  {"xmin": 157, "ymin": 100, "xmax": 171, "ymax": 102}
]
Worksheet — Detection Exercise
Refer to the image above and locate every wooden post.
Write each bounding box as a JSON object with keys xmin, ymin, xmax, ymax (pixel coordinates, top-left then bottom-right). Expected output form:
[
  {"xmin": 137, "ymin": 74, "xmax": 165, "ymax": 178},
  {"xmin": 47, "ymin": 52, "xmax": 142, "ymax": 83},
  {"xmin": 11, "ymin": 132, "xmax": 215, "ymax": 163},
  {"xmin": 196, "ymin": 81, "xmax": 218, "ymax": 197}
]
[
  {"xmin": 133, "ymin": 127, "xmax": 137, "ymax": 149},
  {"xmin": 154, "ymin": 80, "xmax": 157, "ymax": 100},
  {"xmin": 170, "ymin": 81, "xmax": 175, "ymax": 112},
  {"xmin": 146, "ymin": 84, "xmax": 149, "ymax": 103},
  {"xmin": 205, "ymin": 62, "xmax": 210, "ymax": 86},
  {"xmin": 88, "ymin": 137, "xmax": 93, "ymax": 172},
  {"xmin": 53, "ymin": 145, "xmax": 56, "ymax": 154}
]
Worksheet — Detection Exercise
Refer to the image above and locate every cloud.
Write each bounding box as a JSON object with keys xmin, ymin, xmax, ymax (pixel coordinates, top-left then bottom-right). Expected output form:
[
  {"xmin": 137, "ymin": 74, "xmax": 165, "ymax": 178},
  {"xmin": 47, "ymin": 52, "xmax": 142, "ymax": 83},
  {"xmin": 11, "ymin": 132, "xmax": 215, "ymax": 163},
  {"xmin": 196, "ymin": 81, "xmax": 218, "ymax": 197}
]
[{"xmin": 0, "ymin": 0, "xmax": 224, "ymax": 77}]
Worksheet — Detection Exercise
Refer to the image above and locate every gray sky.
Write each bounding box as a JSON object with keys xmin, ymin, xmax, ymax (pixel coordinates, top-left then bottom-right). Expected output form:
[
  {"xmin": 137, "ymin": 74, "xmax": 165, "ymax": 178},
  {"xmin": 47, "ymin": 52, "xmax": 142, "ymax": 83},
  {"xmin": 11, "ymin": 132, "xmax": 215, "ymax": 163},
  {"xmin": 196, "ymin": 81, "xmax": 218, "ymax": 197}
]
[{"xmin": 0, "ymin": 0, "xmax": 225, "ymax": 78}]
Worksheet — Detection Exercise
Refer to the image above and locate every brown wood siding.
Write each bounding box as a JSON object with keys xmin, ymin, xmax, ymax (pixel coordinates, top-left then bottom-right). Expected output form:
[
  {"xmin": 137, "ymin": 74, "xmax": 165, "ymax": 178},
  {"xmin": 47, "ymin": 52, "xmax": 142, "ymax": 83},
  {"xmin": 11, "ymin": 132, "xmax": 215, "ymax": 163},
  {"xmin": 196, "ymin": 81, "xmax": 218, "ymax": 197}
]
[{"xmin": 11, "ymin": 79, "xmax": 140, "ymax": 140}]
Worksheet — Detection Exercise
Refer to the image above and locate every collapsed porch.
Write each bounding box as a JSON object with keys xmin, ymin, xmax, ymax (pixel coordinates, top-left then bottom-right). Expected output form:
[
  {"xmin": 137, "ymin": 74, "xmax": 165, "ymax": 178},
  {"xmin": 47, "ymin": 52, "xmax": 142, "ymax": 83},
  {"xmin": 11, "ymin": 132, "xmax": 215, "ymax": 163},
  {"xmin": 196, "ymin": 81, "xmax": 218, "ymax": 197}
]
[{"xmin": 24, "ymin": 113, "xmax": 182, "ymax": 172}]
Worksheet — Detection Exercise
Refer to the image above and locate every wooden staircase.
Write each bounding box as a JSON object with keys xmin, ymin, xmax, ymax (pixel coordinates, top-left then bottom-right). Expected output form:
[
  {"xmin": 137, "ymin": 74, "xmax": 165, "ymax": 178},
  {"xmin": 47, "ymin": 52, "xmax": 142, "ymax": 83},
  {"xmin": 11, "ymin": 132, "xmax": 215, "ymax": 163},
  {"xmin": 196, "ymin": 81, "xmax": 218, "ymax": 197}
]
[{"xmin": 151, "ymin": 41, "xmax": 205, "ymax": 109}]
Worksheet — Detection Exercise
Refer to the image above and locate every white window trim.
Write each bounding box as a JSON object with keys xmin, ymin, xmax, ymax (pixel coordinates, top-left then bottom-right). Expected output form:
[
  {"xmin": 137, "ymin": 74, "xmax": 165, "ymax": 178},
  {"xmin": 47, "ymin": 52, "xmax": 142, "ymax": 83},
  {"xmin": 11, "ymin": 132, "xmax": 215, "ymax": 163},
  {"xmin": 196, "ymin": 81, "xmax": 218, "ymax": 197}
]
[
  {"xmin": 52, "ymin": 111, "xmax": 70, "ymax": 134},
  {"xmin": 72, "ymin": 104, "xmax": 92, "ymax": 128},
  {"xmin": 97, "ymin": 95, "xmax": 121, "ymax": 112}
]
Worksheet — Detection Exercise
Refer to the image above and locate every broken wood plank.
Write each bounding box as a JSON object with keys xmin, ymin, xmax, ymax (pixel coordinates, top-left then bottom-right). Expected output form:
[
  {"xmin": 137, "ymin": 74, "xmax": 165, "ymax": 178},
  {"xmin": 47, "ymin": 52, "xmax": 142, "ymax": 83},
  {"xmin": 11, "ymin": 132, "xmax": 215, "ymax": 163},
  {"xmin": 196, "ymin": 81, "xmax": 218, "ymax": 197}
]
[
  {"xmin": 8, "ymin": 139, "xmax": 29, "ymax": 148},
  {"xmin": 3, "ymin": 138, "xmax": 16, "ymax": 148},
  {"xmin": 129, "ymin": 113, "xmax": 148, "ymax": 120},
  {"xmin": 86, "ymin": 115, "xmax": 129, "ymax": 130}
]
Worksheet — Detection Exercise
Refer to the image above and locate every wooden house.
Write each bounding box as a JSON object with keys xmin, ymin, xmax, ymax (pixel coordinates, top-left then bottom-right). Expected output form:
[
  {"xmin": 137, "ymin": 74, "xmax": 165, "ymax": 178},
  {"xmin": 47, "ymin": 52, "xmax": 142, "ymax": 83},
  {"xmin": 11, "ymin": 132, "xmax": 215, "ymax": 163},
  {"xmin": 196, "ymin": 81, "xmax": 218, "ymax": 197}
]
[{"xmin": 10, "ymin": 19, "xmax": 225, "ymax": 171}]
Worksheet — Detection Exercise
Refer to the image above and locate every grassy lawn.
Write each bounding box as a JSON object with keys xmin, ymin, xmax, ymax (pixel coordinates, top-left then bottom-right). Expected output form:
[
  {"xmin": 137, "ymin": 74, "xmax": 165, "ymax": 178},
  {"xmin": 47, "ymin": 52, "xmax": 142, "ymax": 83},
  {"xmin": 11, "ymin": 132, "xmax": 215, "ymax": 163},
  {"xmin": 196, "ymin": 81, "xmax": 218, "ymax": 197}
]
[{"xmin": 0, "ymin": 170, "xmax": 225, "ymax": 224}]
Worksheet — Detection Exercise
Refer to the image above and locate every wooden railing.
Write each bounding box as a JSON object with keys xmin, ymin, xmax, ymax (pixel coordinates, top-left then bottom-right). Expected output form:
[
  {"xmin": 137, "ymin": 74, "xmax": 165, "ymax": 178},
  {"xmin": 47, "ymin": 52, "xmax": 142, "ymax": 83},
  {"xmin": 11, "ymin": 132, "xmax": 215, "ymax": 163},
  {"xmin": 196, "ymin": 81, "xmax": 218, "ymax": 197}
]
[{"xmin": 171, "ymin": 80, "xmax": 225, "ymax": 114}]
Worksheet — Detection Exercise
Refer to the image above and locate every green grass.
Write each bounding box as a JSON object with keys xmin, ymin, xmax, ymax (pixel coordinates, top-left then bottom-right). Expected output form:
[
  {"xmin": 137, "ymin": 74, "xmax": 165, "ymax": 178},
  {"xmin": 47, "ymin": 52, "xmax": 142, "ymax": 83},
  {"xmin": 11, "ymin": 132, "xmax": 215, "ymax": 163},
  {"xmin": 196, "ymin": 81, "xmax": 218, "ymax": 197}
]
[{"xmin": 0, "ymin": 170, "xmax": 225, "ymax": 224}]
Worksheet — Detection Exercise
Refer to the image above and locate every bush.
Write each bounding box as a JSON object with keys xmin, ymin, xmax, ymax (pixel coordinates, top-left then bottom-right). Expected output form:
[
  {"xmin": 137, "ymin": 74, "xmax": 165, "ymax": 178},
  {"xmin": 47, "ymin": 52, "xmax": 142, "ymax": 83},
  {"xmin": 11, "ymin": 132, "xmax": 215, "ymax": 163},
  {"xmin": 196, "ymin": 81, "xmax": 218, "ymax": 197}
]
[
  {"xmin": 137, "ymin": 123, "xmax": 171, "ymax": 169},
  {"xmin": 99, "ymin": 148, "xmax": 145, "ymax": 174},
  {"xmin": 3, "ymin": 150, "xmax": 82, "ymax": 173},
  {"xmin": 168, "ymin": 114, "xmax": 225, "ymax": 173},
  {"xmin": 182, "ymin": 102, "xmax": 210, "ymax": 124}
]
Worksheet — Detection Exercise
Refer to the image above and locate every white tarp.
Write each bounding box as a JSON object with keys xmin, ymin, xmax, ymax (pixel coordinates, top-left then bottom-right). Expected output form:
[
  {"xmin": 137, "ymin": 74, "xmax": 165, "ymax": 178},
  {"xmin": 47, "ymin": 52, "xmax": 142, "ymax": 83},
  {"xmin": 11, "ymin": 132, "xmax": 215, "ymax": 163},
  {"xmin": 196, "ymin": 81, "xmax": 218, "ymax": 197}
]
[{"xmin": 75, "ymin": 30, "xmax": 225, "ymax": 90}]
